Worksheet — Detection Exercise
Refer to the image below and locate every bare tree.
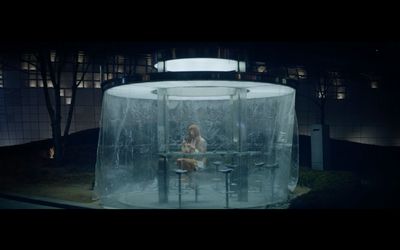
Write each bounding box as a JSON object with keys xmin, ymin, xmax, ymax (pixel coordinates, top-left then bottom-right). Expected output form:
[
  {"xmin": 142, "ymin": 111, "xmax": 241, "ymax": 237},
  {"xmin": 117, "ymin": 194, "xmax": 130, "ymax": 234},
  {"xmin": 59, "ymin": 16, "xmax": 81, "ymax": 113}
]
[
  {"xmin": 314, "ymin": 72, "xmax": 335, "ymax": 125},
  {"xmin": 63, "ymin": 51, "xmax": 91, "ymax": 137},
  {"xmin": 1, "ymin": 45, "xmax": 141, "ymax": 166},
  {"xmin": 295, "ymin": 70, "xmax": 339, "ymax": 126},
  {"xmin": 24, "ymin": 48, "xmax": 93, "ymax": 166},
  {"xmin": 35, "ymin": 49, "xmax": 64, "ymax": 166}
]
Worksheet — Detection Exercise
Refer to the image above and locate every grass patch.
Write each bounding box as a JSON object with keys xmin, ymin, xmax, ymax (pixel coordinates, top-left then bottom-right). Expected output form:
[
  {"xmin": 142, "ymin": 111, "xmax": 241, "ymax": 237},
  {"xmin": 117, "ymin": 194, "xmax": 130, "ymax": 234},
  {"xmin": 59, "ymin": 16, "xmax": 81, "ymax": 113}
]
[{"xmin": 290, "ymin": 167, "xmax": 400, "ymax": 208}]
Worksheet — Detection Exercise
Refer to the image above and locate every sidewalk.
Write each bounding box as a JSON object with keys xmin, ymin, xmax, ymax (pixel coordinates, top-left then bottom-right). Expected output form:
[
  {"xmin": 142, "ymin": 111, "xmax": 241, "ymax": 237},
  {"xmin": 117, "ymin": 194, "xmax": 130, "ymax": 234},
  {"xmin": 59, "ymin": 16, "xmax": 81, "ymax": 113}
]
[{"xmin": 0, "ymin": 192, "xmax": 101, "ymax": 209}]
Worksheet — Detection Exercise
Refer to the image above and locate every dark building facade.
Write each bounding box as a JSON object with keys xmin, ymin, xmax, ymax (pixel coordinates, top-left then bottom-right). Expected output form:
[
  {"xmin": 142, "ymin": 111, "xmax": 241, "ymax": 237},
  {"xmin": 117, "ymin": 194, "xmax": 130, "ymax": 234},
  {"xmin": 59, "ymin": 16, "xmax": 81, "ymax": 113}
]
[{"xmin": 0, "ymin": 43, "xmax": 399, "ymax": 147}]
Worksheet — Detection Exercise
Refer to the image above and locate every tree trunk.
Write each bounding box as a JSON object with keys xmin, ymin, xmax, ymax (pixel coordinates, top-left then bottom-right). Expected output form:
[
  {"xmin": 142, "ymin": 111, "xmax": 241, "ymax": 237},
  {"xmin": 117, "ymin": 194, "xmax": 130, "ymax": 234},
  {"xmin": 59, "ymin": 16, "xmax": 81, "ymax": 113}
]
[
  {"xmin": 54, "ymin": 80, "xmax": 63, "ymax": 166},
  {"xmin": 63, "ymin": 85, "xmax": 77, "ymax": 137},
  {"xmin": 47, "ymin": 51, "xmax": 65, "ymax": 167},
  {"xmin": 52, "ymin": 121, "xmax": 63, "ymax": 166},
  {"xmin": 64, "ymin": 54, "xmax": 90, "ymax": 137},
  {"xmin": 320, "ymin": 100, "xmax": 325, "ymax": 125}
]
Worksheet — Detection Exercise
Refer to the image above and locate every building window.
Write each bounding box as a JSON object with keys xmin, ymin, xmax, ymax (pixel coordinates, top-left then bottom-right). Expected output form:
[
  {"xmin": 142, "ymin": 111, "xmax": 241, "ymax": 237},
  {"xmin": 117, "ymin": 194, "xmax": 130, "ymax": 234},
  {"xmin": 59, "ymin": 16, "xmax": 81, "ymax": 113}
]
[
  {"xmin": 77, "ymin": 51, "xmax": 86, "ymax": 64},
  {"xmin": 251, "ymin": 61, "xmax": 267, "ymax": 73},
  {"xmin": 76, "ymin": 71, "xmax": 94, "ymax": 88},
  {"xmin": 20, "ymin": 52, "xmax": 155, "ymax": 90},
  {"xmin": 65, "ymin": 97, "xmax": 72, "ymax": 105},
  {"xmin": 63, "ymin": 88, "xmax": 73, "ymax": 105},
  {"xmin": 94, "ymin": 73, "xmax": 101, "ymax": 88},
  {"xmin": 336, "ymin": 92, "xmax": 346, "ymax": 100},
  {"xmin": 38, "ymin": 79, "xmax": 53, "ymax": 88},
  {"xmin": 21, "ymin": 53, "xmax": 37, "ymax": 70},
  {"xmin": 257, "ymin": 65, "xmax": 266, "ymax": 73},
  {"xmin": 50, "ymin": 51, "xmax": 56, "ymax": 62},
  {"xmin": 94, "ymin": 82, "xmax": 101, "ymax": 89},
  {"xmin": 370, "ymin": 80, "xmax": 379, "ymax": 89},
  {"xmin": 103, "ymin": 73, "xmax": 114, "ymax": 80},
  {"xmin": 29, "ymin": 79, "xmax": 37, "ymax": 88},
  {"xmin": 21, "ymin": 53, "xmax": 54, "ymax": 88},
  {"xmin": 287, "ymin": 67, "xmax": 307, "ymax": 80},
  {"xmin": 116, "ymin": 65, "xmax": 124, "ymax": 73},
  {"xmin": 116, "ymin": 55, "xmax": 125, "ymax": 64},
  {"xmin": 75, "ymin": 51, "xmax": 93, "ymax": 88},
  {"xmin": 28, "ymin": 73, "xmax": 53, "ymax": 88},
  {"xmin": 336, "ymin": 86, "xmax": 346, "ymax": 100},
  {"xmin": 115, "ymin": 55, "xmax": 126, "ymax": 76},
  {"xmin": 315, "ymin": 72, "xmax": 347, "ymax": 100},
  {"xmin": 297, "ymin": 68, "xmax": 307, "ymax": 79},
  {"xmin": 102, "ymin": 54, "xmax": 154, "ymax": 80},
  {"xmin": 316, "ymin": 85, "xmax": 326, "ymax": 99},
  {"xmin": 363, "ymin": 73, "xmax": 381, "ymax": 89},
  {"xmin": 21, "ymin": 61, "xmax": 29, "ymax": 70},
  {"xmin": 332, "ymin": 74, "xmax": 346, "ymax": 100},
  {"xmin": 332, "ymin": 78, "xmax": 343, "ymax": 86},
  {"xmin": 83, "ymin": 81, "xmax": 93, "ymax": 88}
]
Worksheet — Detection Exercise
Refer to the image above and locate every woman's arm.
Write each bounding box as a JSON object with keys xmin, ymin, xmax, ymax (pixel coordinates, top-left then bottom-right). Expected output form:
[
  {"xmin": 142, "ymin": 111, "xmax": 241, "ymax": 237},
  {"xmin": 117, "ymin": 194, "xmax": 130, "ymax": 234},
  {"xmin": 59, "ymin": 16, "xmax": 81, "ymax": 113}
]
[
  {"xmin": 197, "ymin": 138, "xmax": 207, "ymax": 153},
  {"xmin": 181, "ymin": 140, "xmax": 189, "ymax": 152}
]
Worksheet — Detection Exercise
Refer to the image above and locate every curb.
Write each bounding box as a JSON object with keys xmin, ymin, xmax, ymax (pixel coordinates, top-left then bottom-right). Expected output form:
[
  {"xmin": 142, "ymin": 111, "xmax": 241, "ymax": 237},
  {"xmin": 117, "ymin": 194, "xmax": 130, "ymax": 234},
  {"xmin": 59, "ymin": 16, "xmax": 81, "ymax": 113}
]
[{"xmin": 0, "ymin": 192, "xmax": 101, "ymax": 209}]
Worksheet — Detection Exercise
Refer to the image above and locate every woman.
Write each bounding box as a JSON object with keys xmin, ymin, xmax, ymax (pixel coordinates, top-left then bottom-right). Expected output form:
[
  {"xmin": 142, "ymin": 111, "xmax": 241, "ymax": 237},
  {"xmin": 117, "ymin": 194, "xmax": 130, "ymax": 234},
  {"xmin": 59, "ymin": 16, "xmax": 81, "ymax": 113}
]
[{"xmin": 176, "ymin": 124, "xmax": 207, "ymax": 172}]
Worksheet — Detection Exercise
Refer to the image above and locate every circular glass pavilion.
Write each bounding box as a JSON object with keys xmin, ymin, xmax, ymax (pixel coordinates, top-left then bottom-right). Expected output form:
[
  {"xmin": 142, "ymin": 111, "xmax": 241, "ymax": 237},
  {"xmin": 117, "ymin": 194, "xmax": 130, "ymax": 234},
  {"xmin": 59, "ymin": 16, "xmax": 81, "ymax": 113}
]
[{"xmin": 94, "ymin": 59, "xmax": 299, "ymax": 209}]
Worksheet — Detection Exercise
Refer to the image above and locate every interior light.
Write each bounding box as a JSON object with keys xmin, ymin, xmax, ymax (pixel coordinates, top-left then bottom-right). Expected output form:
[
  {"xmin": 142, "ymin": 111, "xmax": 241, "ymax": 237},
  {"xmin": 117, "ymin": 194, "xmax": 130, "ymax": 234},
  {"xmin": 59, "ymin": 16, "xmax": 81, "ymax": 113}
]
[{"xmin": 155, "ymin": 58, "xmax": 246, "ymax": 73}]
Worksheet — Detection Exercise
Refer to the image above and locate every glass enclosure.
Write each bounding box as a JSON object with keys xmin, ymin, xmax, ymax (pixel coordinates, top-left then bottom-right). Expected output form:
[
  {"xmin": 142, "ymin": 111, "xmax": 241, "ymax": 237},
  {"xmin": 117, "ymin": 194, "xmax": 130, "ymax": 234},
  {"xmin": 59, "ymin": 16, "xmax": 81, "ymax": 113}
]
[{"xmin": 95, "ymin": 80, "xmax": 298, "ymax": 208}]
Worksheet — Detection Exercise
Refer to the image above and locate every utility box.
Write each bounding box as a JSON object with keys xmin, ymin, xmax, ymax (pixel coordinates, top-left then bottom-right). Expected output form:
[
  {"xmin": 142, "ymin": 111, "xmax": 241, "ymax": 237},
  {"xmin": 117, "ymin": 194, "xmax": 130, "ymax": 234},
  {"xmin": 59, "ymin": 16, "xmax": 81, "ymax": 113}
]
[{"xmin": 311, "ymin": 124, "xmax": 330, "ymax": 170}]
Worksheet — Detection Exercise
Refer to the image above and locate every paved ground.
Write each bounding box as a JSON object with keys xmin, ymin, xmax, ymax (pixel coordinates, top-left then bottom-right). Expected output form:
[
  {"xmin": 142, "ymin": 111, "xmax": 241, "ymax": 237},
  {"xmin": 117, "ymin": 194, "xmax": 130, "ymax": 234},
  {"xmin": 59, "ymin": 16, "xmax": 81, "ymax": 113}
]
[
  {"xmin": 0, "ymin": 197, "xmax": 60, "ymax": 209},
  {"xmin": 0, "ymin": 186, "xmax": 310, "ymax": 209},
  {"xmin": 0, "ymin": 192, "xmax": 101, "ymax": 209}
]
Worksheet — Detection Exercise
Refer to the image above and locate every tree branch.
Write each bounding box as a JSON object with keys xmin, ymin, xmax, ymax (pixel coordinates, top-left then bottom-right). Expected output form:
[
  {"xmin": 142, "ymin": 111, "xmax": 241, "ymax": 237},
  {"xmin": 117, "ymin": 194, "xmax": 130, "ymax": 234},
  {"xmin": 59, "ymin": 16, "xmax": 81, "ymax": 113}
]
[
  {"xmin": 37, "ymin": 51, "xmax": 55, "ymax": 121},
  {"xmin": 63, "ymin": 53, "xmax": 92, "ymax": 137}
]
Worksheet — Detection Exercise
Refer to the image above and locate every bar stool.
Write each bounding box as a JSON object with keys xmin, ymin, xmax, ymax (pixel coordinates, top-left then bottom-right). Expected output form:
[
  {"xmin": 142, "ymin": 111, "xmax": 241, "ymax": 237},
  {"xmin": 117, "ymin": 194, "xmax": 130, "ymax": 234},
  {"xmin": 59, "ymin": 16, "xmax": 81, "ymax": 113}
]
[
  {"xmin": 212, "ymin": 161, "xmax": 222, "ymax": 189},
  {"xmin": 225, "ymin": 164, "xmax": 238, "ymax": 197},
  {"xmin": 254, "ymin": 162, "xmax": 265, "ymax": 192},
  {"xmin": 266, "ymin": 163, "xmax": 278, "ymax": 201},
  {"xmin": 218, "ymin": 167, "xmax": 233, "ymax": 208},
  {"xmin": 174, "ymin": 169, "xmax": 188, "ymax": 208}
]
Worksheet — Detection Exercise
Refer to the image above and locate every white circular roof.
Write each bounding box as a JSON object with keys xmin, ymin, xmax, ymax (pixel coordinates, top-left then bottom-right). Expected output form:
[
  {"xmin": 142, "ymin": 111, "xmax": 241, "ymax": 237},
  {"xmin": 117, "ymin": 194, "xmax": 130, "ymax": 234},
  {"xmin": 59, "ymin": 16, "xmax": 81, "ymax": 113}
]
[
  {"xmin": 105, "ymin": 80, "xmax": 295, "ymax": 100},
  {"xmin": 154, "ymin": 58, "xmax": 245, "ymax": 72}
]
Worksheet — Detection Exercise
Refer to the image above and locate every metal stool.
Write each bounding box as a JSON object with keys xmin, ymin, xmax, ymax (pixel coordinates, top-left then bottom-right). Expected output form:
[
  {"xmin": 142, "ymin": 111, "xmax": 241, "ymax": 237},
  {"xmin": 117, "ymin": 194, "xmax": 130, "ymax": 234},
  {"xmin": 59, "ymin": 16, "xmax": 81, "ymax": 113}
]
[
  {"xmin": 255, "ymin": 162, "xmax": 265, "ymax": 170},
  {"xmin": 225, "ymin": 164, "xmax": 238, "ymax": 197},
  {"xmin": 218, "ymin": 167, "xmax": 233, "ymax": 208},
  {"xmin": 212, "ymin": 161, "xmax": 222, "ymax": 189},
  {"xmin": 174, "ymin": 169, "xmax": 188, "ymax": 208},
  {"xmin": 266, "ymin": 163, "xmax": 278, "ymax": 201},
  {"xmin": 254, "ymin": 162, "xmax": 265, "ymax": 192},
  {"xmin": 213, "ymin": 161, "xmax": 222, "ymax": 171}
]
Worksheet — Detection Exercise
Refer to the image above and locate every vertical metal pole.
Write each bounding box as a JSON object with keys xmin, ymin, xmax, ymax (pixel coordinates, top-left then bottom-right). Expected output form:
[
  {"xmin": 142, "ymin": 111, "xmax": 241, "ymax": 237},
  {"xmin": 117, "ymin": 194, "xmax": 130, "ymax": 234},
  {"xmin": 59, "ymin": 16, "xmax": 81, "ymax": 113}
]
[
  {"xmin": 158, "ymin": 156, "xmax": 168, "ymax": 203},
  {"xmin": 157, "ymin": 88, "xmax": 169, "ymax": 203},
  {"xmin": 178, "ymin": 173, "xmax": 182, "ymax": 209},
  {"xmin": 195, "ymin": 184, "xmax": 198, "ymax": 202},
  {"xmin": 99, "ymin": 65, "xmax": 103, "ymax": 83},
  {"xmin": 235, "ymin": 88, "xmax": 248, "ymax": 202},
  {"xmin": 271, "ymin": 167, "xmax": 276, "ymax": 201},
  {"xmin": 225, "ymin": 172, "xmax": 229, "ymax": 208}
]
